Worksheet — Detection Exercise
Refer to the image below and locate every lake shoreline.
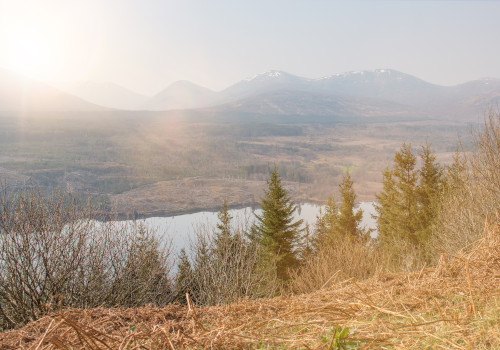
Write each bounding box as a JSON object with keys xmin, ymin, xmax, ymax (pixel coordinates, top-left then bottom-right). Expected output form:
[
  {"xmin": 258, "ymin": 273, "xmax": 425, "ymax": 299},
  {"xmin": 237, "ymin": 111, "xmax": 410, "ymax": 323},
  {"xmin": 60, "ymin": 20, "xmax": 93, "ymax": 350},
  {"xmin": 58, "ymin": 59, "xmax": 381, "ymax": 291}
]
[{"xmin": 107, "ymin": 198, "xmax": 336, "ymax": 221}]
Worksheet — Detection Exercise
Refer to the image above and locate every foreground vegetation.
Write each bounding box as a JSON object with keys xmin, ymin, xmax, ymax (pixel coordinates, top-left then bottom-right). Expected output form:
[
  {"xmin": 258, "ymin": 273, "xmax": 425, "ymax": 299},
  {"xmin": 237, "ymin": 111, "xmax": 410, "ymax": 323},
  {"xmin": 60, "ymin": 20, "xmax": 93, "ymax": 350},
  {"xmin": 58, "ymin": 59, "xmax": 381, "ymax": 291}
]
[
  {"xmin": 0, "ymin": 220, "xmax": 498, "ymax": 348},
  {"xmin": 0, "ymin": 112, "xmax": 497, "ymax": 347}
]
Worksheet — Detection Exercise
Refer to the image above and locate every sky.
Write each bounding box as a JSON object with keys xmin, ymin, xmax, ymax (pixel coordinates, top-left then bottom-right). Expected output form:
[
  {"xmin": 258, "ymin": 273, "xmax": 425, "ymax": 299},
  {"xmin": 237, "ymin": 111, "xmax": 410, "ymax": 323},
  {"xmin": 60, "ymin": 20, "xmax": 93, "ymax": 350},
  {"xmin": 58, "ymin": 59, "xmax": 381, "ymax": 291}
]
[{"xmin": 0, "ymin": 0, "xmax": 499, "ymax": 95}]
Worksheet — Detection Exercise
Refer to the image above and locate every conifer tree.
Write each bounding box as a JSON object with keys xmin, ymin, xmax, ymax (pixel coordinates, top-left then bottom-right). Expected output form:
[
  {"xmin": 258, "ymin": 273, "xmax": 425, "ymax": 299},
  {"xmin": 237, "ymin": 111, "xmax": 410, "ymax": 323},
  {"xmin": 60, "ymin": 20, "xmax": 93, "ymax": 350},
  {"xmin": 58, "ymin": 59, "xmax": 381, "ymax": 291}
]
[
  {"xmin": 375, "ymin": 143, "xmax": 442, "ymax": 263},
  {"xmin": 374, "ymin": 167, "xmax": 399, "ymax": 247},
  {"xmin": 298, "ymin": 222, "xmax": 315, "ymax": 260},
  {"xmin": 118, "ymin": 224, "xmax": 169, "ymax": 306},
  {"xmin": 313, "ymin": 195, "xmax": 339, "ymax": 248},
  {"xmin": 337, "ymin": 172, "xmax": 364, "ymax": 238},
  {"xmin": 416, "ymin": 143, "xmax": 442, "ymax": 247},
  {"xmin": 216, "ymin": 199, "xmax": 232, "ymax": 241},
  {"xmin": 443, "ymin": 147, "xmax": 467, "ymax": 192},
  {"xmin": 313, "ymin": 172, "xmax": 366, "ymax": 251},
  {"xmin": 375, "ymin": 143, "xmax": 419, "ymax": 249},
  {"xmin": 253, "ymin": 167, "xmax": 303, "ymax": 282},
  {"xmin": 174, "ymin": 248, "xmax": 193, "ymax": 303}
]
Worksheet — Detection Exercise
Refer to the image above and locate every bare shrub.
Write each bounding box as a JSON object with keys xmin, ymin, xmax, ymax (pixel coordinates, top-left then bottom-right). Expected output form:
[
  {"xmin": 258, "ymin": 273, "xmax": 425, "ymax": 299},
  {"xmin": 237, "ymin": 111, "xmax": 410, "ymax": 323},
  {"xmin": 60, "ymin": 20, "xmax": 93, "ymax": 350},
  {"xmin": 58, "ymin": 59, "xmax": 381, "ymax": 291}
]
[
  {"xmin": 0, "ymin": 187, "xmax": 174, "ymax": 330},
  {"xmin": 179, "ymin": 220, "xmax": 278, "ymax": 306},
  {"xmin": 290, "ymin": 236, "xmax": 380, "ymax": 294},
  {"xmin": 433, "ymin": 111, "xmax": 500, "ymax": 258}
]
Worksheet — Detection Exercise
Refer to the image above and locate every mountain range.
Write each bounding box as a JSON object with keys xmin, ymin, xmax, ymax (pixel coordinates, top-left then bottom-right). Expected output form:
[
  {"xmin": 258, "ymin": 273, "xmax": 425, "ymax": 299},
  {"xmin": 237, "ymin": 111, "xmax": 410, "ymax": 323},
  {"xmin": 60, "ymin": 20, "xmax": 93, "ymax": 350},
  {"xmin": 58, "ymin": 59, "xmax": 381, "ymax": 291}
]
[{"xmin": 1, "ymin": 68, "xmax": 500, "ymax": 121}]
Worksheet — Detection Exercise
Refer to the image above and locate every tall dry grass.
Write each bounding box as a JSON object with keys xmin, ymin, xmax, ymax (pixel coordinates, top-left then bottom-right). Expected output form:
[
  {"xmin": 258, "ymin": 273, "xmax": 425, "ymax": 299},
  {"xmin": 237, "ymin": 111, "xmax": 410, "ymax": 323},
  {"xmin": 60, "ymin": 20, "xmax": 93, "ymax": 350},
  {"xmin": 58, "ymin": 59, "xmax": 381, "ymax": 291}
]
[
  {"xmin": 290, "ymin": 236, "xmax": 379, "ymax": 294},
  {"xmin": 433, "ymin": 111, "xmax": 500, "ymax": 258}
]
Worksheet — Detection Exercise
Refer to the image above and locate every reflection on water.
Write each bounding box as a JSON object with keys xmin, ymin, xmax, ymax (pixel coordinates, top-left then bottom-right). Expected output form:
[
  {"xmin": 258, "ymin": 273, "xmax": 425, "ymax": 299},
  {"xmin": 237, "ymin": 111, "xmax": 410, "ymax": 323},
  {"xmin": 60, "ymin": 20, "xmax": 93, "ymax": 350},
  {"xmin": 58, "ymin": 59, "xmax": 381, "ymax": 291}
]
[{"xmin": 130, "ymin": 202, "xmax": 377, "ymax": 252}]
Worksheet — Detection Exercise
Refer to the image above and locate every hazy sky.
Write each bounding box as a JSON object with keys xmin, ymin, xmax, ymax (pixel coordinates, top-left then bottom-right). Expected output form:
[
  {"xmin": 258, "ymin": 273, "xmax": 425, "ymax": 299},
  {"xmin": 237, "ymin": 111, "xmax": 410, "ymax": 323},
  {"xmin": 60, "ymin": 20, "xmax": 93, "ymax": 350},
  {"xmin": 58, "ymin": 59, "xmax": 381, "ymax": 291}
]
[{"xmin": 1, "ymin": 0, "xmax": 499, "ymax": 95}]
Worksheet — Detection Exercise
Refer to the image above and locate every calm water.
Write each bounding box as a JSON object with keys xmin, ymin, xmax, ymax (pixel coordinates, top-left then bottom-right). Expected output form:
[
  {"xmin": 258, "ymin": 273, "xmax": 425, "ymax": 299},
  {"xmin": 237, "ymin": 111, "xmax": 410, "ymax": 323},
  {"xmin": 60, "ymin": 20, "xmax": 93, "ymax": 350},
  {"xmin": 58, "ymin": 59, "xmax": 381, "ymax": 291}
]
[{"xmin": 129, "ymin": 202, "xmax": 377, "ymax": 252}]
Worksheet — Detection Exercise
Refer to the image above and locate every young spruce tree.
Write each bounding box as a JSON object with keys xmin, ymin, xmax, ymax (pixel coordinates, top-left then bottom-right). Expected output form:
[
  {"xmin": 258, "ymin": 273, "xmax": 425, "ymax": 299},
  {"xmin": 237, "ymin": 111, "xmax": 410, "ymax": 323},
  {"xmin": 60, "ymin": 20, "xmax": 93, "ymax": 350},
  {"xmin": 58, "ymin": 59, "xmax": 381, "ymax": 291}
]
[
  {"xmin": 337, "ymin": 172, "xmax": 365, "ymax": 238},
  {"xmin": 215, "ymin": 198, "xmax": 232, "ymax": 245},
  {"xmin": 375, "ymin": 142, "xmax": 442, "ymax": 265},
  {"xmin": 174, "ymin": 248, "xmax": 193, "ymax": 303},
  {"xmin": 313, "ymin": 195, "xmax": 339, "ymax": 248},
  {"xmin": 416, "ymin": 143, "xmax": 442, "ymax": 249},
  {"xmin": 253, "ymin": 167, "xmax": 303, "ymax": 282},
  {"xmin": 313, "ymin": 172, "xmax": 366, "ymax": 250},
  {"xmin": 375, "ymin": 143, "xmax": 419, "ymax": 249}
]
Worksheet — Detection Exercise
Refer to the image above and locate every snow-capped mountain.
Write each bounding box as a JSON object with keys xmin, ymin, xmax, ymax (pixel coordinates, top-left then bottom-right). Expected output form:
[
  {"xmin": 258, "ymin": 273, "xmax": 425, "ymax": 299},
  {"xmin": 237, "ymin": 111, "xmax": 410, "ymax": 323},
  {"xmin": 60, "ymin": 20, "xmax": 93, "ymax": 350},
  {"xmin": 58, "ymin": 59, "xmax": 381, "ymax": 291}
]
[
  {"xmin": 219, "ymin": 70, "xmax": 311, "ymax": 102},
  {"xmin": 312, "ymin": 69, "xmax": 445, "ymax": 106}
]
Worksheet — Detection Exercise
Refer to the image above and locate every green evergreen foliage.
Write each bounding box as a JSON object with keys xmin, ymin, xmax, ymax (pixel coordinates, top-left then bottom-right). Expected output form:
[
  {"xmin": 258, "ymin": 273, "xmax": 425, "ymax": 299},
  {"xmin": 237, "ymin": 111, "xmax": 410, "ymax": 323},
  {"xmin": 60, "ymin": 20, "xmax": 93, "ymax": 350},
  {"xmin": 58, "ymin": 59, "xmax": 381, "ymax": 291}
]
[
  {"xmin": 298, "ymin": 222, "xmax": 315, "ymax": 261},
  {"xmin": 313, "ymin": 195, "xmax": 339, "ymax": 248},
  {"xmin": 375, "ymin": 143, "xmax": 419, "ymax": 248},
  {"xmin": 313, "ymin": 172, "xmax": 366, "ymax": 251},
  {"xmin": 374, "ymin": 168, "xmax": 399, "ymax": 248},
  {"xmin": 416, "ymin": 143, "xmax": 443, "ymax": 248},
  {"xmin": 253, "ymin": 167, "xmax": 303, "ymax": 282},
  {"xmin": 443, "ymin": 147, "xmax": 467, "ymax": 192},
  {"xmin": 174, "ymin": 248, "xmax": 193, "ymax": 303},
  {"xmin": 114, "ymin": 223, "xmax": 171, "ymax": 306},
  {"xmin": 186, "ymin": 201, "xmax": 267, "ymax": 304},
  {"xmin": 337, "ymin": 172, "xmax": 365, "ymax": 238},
  {"xmin": 216, "ymin": 198, "xmax": 232, "ymax": 243},
  {"xmin": 375, "ymin": 143, "xmax": 443, "ymax": 265}
]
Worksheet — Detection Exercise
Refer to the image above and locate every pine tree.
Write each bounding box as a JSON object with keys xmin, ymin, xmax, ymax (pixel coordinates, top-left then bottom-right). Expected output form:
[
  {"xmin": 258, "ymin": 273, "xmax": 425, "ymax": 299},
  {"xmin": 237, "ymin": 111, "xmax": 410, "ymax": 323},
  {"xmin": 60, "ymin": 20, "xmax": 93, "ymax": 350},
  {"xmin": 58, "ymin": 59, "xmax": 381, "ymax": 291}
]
[
  {"xmin": 253, "ymin": 167, "xmax": 303, "ymax": 282},
  {"xmin": 416, "ymin": 143, "xmax": 442, "ymax": 248},
  {"xmin": 174, "ymin": 248, "xmax": 193, "ymax": 303},
  {"xmin": 298, "ymin": 222, "xmax": 315, "ymax": 261},
  {"xmin": 374, "ymin": 167, "xmax": 399, "ymax": 247},
  {"xmin": 118, "ymin": 224, "xmax": 169, "ymax": 306},
  {"xmin": 313, "ymin": 195, "xmax": 339, "ymax": 248},
  {"xmin": 337, "ymin": 172, "xmax": 365, "ymax": 238},
  {"xmin": 375, "ymin": 143, "xmax": 419, "ymax": 249},
  {"xmin": 443, "ymin": 146, "xmax": 467, "ymax": 192},
  {"xmin": 216, "ymin": 198, "xmax": 232, "ymax": 243},
  {"xmin": 375, "ymin": 143, "xmax": 443, "ymax": 265}
]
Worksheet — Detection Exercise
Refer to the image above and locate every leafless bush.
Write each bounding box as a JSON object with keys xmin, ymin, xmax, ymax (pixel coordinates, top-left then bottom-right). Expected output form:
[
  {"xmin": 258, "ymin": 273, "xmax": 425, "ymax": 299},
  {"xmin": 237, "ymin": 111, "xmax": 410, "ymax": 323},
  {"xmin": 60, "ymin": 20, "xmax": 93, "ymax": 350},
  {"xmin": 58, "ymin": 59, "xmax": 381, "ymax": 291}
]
[
  {"xmin": 0, "ymin": 187, "xmax": 174, "ymax": 330},
  {"xmin": 433, "ymin": 111, "xmax": 500, "ymax": 258},
  {"xmin": 179, "ymin": 220, "xmax": 278, "ymax": 306}
]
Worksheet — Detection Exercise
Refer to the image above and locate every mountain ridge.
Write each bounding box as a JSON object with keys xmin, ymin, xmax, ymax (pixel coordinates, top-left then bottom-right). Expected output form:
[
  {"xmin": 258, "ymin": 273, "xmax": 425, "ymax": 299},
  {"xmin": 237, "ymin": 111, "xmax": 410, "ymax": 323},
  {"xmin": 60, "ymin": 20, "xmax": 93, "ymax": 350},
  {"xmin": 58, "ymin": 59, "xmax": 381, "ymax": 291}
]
[{"xmin": 2, "ymin": 68, "xmax": 500, "ymax": 121}]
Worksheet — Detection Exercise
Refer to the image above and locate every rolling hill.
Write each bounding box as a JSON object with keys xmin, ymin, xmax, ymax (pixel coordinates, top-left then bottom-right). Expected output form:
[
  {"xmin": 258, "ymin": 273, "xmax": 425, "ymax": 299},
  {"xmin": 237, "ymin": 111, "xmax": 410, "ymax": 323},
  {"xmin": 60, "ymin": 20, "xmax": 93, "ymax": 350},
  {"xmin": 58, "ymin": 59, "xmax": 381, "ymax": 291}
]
[{"xmin": 0, "ymin": 69, "xmax": 107, "ymax": 112}]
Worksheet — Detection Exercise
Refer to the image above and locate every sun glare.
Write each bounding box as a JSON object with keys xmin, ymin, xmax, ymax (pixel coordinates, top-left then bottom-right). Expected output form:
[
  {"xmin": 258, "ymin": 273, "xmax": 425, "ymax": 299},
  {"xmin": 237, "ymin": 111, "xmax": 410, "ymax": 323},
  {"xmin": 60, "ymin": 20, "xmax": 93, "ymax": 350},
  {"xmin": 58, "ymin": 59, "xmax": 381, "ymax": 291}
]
[
  {"xmin": 4, "ymin": 25, "xmax": 61, "ymax": 80},
  {"xmin": 0, "ymin": 2, "xmax": 99, "ymax": 83}
]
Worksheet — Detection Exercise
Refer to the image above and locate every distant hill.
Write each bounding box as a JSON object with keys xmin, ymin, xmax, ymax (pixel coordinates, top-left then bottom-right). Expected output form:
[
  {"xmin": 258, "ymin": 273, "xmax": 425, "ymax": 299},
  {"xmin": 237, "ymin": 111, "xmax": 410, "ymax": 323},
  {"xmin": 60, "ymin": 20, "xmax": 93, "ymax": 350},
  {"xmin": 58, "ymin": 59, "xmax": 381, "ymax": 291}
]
[
  {"xmin": 0, "ymin": 70, "xmax": 107, "ymax": 112},
  {"xmin": 215, "ymin": 89, "xmax": 424, "ymax": 120},
  {"xmin": 68, "ymin": 81, "xmax": 148, "ymax": 110},
  {"xmin": 144, "ymin": 80, "xmax": 219, "ymax": 111}
]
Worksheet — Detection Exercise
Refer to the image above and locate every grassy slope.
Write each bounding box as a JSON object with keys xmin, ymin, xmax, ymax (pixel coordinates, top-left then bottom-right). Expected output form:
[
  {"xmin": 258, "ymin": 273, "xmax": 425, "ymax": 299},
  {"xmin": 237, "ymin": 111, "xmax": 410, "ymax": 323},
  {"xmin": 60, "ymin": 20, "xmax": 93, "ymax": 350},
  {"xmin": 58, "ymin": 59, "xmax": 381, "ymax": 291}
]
[{"xmin": 1, "ymin": 222, "xmax": 498, "ymax": 349}]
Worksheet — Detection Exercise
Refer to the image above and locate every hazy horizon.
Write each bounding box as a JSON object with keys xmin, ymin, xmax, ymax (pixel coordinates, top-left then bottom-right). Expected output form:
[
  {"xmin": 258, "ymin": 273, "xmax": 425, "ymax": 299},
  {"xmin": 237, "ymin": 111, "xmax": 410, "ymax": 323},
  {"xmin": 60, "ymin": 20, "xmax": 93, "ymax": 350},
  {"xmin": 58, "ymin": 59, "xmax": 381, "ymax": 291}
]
[{"xmin": 1, "ymin": 0, "xmax": 500, "ymax": 95}]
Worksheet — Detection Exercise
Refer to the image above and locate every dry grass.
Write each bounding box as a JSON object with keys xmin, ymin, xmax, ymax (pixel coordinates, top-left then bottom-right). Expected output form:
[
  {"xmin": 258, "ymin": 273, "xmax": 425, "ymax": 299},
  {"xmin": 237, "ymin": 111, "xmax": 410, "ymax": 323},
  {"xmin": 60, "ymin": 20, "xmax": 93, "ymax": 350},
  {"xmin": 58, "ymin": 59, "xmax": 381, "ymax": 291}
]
[
  {"xmin": 1, "ymin": 220, "xmax": 499, "ymax": 349},
  {"xmin": 290, "ymin": 236, "xmax": 380, "ymax": 294}
]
